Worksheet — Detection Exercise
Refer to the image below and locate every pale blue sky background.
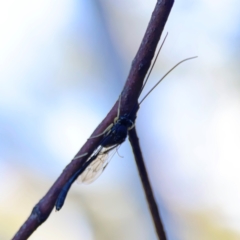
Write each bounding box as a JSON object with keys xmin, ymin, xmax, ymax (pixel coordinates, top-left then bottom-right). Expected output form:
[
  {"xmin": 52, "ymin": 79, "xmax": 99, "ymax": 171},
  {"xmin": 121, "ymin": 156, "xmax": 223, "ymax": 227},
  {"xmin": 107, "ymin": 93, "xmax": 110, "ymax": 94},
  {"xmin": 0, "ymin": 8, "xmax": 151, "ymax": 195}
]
[{"xmin": 1, "ymin": 0, "xmax": 240, "ymax": 239}]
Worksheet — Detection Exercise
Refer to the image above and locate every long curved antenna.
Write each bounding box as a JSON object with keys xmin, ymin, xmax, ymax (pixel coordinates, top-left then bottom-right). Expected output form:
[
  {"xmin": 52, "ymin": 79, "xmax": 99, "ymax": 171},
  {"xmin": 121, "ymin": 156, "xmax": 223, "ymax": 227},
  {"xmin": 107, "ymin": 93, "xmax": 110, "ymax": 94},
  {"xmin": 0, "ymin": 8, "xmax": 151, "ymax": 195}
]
[
  {"xmin": 139, "ymin": 56, "xmax": 198, "ymax": 105},
  {"xmin": 125, "ymin": 33, "xmax": 169, "ymax": 118},
  {"xmin": 139, "ymin": 32, "xmax": 168, "ymax": 97}
]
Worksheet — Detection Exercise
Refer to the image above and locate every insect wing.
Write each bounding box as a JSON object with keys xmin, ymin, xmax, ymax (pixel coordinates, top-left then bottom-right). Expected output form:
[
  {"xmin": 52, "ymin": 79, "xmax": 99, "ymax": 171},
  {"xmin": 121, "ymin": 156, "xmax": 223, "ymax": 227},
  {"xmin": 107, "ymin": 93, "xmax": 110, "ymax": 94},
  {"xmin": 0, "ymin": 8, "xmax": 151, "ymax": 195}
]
[{"xmin": 78, "ymin": 150, "xmax": 109, "ymax": 184}]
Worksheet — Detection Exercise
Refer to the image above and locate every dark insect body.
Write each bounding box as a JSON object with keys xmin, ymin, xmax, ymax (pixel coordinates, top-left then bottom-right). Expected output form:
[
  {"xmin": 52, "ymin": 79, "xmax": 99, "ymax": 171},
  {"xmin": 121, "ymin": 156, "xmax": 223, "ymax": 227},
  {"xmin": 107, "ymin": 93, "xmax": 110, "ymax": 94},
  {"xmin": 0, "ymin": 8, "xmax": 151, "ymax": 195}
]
[
  {"xmin": 55, "ymin": 34, "xmax": 197, "ymax": 211},
  {"xmin": 55, "ymin": 110, "xmax": 137, "ymax": 210},
  {"xmin": 101, "ymin": 112, "xmax": 136, "ymax": 147}
]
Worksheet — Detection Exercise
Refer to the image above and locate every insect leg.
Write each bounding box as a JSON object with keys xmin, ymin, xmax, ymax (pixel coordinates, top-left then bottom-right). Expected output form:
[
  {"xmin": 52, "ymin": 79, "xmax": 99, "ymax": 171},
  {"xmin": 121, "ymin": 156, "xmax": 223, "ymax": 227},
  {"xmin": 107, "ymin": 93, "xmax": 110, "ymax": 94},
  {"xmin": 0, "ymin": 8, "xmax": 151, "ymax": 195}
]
[
  {"xmin": 89, "ymin": 94, "xmax": 122, "ymax": 139},
  {"xmin": 73, "ymin": 152, "xmax": 88, "ymax": 160},
  {"xmin": 128, "ymin": 122, "xmax": 135, "ymax": 130},
  {"xmin": 88, "ymin": 123, "xmax": 113, "ymax": 139},
  {"xmin": 114, "ymin": 94, "xmax": 121, "ymax": 122}
]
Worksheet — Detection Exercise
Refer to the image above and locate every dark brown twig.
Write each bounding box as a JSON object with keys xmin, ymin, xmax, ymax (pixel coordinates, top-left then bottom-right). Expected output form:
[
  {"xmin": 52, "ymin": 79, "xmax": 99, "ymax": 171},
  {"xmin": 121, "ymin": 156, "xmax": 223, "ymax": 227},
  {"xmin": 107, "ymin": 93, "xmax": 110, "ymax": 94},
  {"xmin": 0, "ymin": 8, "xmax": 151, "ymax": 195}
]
[
  {"xmin": 12, "ymin": 1, "xmax": 174, "ymax": 239},
  {"xmin": 128, "ymin": 127, "xmax": 166, "ymax": 240}
]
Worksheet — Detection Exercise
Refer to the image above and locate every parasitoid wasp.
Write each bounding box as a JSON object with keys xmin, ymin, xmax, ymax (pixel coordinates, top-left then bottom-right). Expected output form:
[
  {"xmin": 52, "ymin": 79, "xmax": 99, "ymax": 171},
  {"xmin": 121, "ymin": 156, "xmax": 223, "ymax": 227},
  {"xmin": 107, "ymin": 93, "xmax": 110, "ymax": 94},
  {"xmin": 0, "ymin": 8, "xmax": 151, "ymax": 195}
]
[{"xmin": 55, "ymin": 34, "xmax": 197, "ymax": 211}]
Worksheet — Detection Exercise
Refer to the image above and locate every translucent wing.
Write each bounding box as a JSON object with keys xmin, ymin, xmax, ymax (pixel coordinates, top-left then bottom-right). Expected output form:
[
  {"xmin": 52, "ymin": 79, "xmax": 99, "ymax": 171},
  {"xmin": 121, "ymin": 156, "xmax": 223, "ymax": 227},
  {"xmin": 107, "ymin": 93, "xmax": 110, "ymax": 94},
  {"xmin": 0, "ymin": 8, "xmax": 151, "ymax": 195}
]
[{"xmin": 78, "ymin": 147, "xmax": 116, "ymax": 184}]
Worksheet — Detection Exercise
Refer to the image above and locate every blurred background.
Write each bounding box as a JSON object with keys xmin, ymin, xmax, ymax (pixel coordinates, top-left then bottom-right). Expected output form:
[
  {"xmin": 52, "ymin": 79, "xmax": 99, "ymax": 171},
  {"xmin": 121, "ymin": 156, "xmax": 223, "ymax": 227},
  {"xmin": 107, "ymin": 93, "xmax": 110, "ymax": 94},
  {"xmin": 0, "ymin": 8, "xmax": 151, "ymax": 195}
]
[{"xmin": 0, "ymin": 0, "xmax": 240, "ymax": 239}]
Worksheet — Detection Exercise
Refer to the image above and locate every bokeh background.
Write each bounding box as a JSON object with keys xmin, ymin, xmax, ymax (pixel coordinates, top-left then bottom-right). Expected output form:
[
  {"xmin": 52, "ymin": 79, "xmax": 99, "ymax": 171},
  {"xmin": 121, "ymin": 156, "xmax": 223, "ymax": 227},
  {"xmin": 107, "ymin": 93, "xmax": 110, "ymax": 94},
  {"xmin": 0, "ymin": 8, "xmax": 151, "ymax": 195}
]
[{"xmin": 1, "ymin": 0, "xmax": 240, "ymax": 239}]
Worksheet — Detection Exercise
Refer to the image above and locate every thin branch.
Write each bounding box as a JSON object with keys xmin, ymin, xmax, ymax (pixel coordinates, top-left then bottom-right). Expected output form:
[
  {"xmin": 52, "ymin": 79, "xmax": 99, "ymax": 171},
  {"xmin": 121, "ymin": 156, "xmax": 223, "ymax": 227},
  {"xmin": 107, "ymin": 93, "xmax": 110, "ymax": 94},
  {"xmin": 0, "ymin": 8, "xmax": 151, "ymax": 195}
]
[
  {"xmin": 128, "ymin": 127, "xmax": 167, "ymax": 240},
  {"xmin": 12, "ymin": 1, "xmax": 174, "ymax": 239}
]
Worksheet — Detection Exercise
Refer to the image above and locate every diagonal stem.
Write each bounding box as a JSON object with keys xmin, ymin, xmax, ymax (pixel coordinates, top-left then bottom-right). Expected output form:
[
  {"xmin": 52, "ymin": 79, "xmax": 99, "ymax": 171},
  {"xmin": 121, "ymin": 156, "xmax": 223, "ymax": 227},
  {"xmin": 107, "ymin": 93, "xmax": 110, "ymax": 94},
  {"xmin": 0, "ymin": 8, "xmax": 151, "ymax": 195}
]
[{"xmin": 128, "ymin": 127, "xmax": 167, "ymax": 240}]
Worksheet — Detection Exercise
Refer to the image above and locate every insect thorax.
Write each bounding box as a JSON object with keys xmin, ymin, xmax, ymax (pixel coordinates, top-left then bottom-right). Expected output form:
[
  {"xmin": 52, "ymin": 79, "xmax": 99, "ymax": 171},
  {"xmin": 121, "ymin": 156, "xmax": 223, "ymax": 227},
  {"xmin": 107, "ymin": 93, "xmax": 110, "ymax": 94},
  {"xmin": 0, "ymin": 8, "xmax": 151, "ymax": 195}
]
[{"xmin": 101, "ymin": 115, "xmax": 134, "ymax": 148}]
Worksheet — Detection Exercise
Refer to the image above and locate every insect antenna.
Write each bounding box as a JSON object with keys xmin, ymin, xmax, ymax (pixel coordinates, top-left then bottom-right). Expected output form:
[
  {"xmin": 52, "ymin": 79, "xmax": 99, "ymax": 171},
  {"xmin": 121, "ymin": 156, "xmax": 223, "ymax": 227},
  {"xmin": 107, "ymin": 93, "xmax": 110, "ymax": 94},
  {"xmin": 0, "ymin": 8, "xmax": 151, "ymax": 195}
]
[
  {"xmin": 139, "ymin": 56, "xmax": 197, "ymax": 105},
  {"xmin": 125, "ymin": 33, "xmax": 197, "ymax": 118},
  {"xmin": 125, "ymin": 33, "xmax": 169, "ymax": 119},
  {"xmin": 139, "ymin": 32, "xmax": 168, "ymax": 97}
]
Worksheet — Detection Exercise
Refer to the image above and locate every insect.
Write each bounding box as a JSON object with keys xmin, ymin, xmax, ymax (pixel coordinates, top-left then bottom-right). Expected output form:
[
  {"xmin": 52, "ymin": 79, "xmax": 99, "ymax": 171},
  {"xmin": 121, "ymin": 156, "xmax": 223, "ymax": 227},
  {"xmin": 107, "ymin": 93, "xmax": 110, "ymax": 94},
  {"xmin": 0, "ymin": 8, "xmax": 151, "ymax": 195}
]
[{"xmin": 55, "ymin": 34, "xmax": 197, "ymax": 211}]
